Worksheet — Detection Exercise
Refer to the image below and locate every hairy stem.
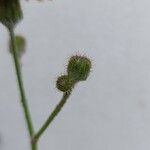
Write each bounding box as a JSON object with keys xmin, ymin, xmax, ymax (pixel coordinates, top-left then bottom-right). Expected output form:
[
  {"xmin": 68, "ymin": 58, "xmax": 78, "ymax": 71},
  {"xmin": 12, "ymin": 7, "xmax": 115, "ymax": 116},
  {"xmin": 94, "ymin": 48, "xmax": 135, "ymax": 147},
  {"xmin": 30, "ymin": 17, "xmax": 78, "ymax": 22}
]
[
  {"xmin": 8, "ymin": 26, "xmax": 36, "ymax": 150},
  {"xmin": 32, "ymin": 91, "xmax": 72, "ymax": 143}
]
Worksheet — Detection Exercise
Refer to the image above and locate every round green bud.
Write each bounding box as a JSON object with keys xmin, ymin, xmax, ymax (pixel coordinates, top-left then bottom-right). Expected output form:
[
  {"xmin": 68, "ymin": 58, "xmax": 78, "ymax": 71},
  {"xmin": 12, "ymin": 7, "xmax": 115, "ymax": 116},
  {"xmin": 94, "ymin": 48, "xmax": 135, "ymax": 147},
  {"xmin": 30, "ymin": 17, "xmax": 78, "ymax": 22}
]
[
  {"xmin": 67, "ymin": 55, "xmax": 91, "ymax": 81},
  {"xmin": 9, "ymin": 35, "xmax": 26, "ymax": 59},
  {"xmin": 56, "ymin": 75, "xmax": 75, "ymax": 92},
  {"xmin": 0, "ymin": 0, "xmax": 23, "ymax": 27}
]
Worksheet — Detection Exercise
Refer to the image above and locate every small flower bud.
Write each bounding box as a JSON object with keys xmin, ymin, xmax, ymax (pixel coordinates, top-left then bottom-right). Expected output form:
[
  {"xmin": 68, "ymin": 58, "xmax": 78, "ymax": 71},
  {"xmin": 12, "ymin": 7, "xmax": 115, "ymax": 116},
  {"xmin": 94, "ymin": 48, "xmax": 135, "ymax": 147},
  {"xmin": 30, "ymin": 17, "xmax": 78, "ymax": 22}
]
[
  {"xmin": 0, "ymin": 0, "xmax": 23, "ymax": 27},
  {"xmin": 67, "ymin": 55, "xmax": 91, "ymax": 81},
  {"xmin": 9, "ymin": 35, "xmax": 26, "ymax": 59},
  {"xmin": 56, "ymin": 75, "xmax": 75, "ymax": 92}
]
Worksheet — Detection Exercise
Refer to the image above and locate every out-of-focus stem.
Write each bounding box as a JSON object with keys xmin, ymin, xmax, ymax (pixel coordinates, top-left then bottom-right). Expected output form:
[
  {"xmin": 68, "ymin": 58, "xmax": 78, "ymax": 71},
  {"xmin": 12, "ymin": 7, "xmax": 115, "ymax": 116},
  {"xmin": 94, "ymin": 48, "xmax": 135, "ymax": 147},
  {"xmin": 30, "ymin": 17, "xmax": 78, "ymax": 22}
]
[{"xmin": 8, "ymin": 26, "xmax": 36, "ymax": 150}]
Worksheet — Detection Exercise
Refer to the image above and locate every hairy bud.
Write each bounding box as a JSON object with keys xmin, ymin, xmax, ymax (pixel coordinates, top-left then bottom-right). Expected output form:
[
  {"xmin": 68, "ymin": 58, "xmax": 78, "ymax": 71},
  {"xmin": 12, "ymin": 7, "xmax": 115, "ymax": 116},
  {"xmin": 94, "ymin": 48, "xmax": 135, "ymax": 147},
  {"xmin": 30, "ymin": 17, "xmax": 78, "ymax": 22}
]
[
  {"xmin": 0, "ymin": 0, "xmax": 23, "ymax": 27},
  {"xmin": 67, "ymin": 55, "xmax": 91, "ymax": 81},
  {"xmin": 56, "ymin": 75, "xmax": 75, "ymax": 92}
]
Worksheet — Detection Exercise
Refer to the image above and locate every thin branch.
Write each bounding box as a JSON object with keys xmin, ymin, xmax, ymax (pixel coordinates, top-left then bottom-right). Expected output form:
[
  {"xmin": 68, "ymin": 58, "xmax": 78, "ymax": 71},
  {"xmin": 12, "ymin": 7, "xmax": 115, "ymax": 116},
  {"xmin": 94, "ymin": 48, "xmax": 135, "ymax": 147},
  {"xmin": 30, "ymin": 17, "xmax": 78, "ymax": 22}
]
[{"xmin": 32, "ymin": 91, "xmax": 72, "ymax": 143}]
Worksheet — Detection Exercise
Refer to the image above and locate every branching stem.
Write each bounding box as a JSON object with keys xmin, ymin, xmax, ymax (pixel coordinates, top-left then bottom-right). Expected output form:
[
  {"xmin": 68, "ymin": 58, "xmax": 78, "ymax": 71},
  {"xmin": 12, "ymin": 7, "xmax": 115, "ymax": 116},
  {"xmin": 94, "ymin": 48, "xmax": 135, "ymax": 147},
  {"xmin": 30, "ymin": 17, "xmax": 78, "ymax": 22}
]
[{"xmin": 8, "ymin": 26, "xmax": 72, "ymax": 150}]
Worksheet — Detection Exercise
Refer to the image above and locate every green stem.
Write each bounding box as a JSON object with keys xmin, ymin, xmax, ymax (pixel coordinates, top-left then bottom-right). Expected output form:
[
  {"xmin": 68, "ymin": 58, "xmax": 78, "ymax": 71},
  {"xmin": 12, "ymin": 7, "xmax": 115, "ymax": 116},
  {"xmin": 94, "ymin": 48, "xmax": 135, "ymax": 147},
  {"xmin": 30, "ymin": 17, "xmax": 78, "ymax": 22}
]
[
  {"xmin": 8, "ymin": 26, "xmax": 36, "ymax": 150},
  {"xmin": 32, "ymin": 91, "xmax": 71, "ymax": 143},
  {"xmin": 31, "ymin": 142, "xmax": 37, "ymax": 150}
]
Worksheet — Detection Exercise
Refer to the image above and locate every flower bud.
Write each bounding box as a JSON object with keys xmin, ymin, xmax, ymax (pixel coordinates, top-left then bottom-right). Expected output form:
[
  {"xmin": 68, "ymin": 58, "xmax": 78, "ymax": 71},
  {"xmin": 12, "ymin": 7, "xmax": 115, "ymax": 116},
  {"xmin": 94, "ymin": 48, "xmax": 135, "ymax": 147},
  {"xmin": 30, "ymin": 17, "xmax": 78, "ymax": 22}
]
[
  {"xmin": 0, "ymin": 0, "xmax": 23, "ymax": 27},
  {"xmin": 9, "ymin": 35, "xmax": 26, "ymax": 59},
  {"xmin": 56, "ymin": 75, "xmax": 75, "ymax": 92},
  {"xmin": 67, "ymin": 55, "xmax": 91, "ymax": 81}
]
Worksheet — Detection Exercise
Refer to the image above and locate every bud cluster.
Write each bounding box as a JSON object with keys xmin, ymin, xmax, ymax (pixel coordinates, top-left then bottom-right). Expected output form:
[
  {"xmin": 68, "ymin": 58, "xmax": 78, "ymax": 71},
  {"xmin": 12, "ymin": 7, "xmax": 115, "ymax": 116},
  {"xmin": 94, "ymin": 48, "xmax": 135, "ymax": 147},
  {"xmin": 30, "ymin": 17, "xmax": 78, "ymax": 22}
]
[{"xmin": 56, "ymin": 55, "xmax": 91, "ymax": 92}]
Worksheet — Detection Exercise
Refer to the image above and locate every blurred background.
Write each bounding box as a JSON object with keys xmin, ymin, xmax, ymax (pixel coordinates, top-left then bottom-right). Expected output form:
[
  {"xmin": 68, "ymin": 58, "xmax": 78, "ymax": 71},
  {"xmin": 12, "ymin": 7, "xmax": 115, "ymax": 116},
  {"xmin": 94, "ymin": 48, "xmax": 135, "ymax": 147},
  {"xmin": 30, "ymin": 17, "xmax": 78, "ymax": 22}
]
[{"xmin": 1, "ymin": 0, "xmax": 150, "ymax": 149}]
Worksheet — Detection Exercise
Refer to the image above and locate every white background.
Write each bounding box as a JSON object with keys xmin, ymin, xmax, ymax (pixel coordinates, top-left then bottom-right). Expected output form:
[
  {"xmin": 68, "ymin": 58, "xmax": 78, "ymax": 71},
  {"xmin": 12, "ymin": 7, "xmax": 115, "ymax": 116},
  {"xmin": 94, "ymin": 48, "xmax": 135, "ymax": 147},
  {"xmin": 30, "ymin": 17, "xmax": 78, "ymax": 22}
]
[{"xmin": 1, "ymin": 0, "xmax": 150, "ymax": 150}]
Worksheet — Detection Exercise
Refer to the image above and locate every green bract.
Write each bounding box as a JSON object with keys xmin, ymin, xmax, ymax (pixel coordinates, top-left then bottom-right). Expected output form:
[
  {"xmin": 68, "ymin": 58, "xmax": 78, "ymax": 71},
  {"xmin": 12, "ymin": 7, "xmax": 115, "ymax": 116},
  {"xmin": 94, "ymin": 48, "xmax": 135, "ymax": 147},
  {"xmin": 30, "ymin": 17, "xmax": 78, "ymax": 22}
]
[
  {"xmin": 0, "ymin": 0, "xmax": 23, "ymax": 27},
  {"xmin": 67, "ymin": 55, "xmax": 91, "ymax": 81}
]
